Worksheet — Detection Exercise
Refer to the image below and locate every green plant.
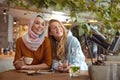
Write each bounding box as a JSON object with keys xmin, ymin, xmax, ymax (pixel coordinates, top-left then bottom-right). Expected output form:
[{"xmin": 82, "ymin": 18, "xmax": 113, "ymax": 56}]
[{"xmin": 5, "ymin": 0, "xmax": 120, "ymax": 43}]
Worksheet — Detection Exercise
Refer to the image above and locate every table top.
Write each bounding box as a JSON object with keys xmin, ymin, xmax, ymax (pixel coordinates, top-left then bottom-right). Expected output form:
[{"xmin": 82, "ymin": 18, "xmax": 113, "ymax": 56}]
[
  {"xmin": 0, "ymin": 55, "xmax": 14, "ymax": 59},
  {"xmin": 0, "ymin": 70, "xmax": 89, "ymax": 80}
]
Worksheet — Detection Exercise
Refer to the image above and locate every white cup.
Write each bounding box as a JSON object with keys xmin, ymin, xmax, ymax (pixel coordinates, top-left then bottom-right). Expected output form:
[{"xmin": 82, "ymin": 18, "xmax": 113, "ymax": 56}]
[{"xmin": 24, "ymin": 57, "xmax": 33, "ymax": 64}]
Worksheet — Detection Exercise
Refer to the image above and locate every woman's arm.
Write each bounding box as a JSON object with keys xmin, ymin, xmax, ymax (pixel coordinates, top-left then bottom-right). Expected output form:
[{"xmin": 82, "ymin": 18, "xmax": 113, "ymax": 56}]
[
  {"xmin": 14, "ymin": 57, "xmax": 50, "ymax": 70},
  {"xmin": 21, "ymin": 63, "xmax": 50, "ymax": 70},
  {"xmin": 67, "ymin": 36, "xmax": 88, "ymax": 70},
  {"xmin": 42, "ymin": 37, "xmax": 53, "ymax": 67},
  {"xmin": 14, "ymin": 38, "xmax": 23, "ymax": 63},
  {"xmin": 13, "ymin": 38, "xmax": 24, "ymax": 70}
]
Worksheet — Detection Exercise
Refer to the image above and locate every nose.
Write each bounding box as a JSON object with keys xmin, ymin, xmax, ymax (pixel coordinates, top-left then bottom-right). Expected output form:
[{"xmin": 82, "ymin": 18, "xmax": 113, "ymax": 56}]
[
  {"xmin": 38, "ymin": 24, "xmax": 44, "ymax": 28},
  {"xmin": 56, "ymin": 26, "xmax": 60, "ymax": 31}
]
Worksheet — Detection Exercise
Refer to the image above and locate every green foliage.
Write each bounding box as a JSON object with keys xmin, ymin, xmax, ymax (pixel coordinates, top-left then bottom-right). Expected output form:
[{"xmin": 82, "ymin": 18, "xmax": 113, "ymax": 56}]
[
  {"xmin": 78, "ymin": 23, "xmax": 92, "ymax": 36},
  {"xmin": 6, "ymin": 0, "xmax": 120, "ymax": 42}
]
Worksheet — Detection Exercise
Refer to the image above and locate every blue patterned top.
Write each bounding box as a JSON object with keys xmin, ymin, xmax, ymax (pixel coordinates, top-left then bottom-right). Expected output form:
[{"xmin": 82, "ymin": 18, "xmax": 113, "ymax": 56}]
[{"xmin": 52, "ymin": 31, "xmax": 88, "ymax": 70}]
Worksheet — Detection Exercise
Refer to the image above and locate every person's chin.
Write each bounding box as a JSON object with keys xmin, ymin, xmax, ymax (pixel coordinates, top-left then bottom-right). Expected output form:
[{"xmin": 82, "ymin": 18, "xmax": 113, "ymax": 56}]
[{"xmin": 36, "ymin": 31, "xmax": 43, "ymax": 35}]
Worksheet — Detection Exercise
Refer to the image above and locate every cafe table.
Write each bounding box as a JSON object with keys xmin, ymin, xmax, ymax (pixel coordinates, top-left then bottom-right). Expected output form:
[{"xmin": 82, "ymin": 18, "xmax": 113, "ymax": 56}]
[{"xmin": 0, "ymin": 70, "xmax": 89, "ymax": 80}]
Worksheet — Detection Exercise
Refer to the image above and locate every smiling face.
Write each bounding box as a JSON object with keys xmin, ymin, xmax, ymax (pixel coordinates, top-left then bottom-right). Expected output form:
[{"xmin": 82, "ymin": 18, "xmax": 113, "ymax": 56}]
[
  {"xmin": 31, "ymin": 17, "xmax": 45, "ymax": 35},
  {"xmin": 49, "ymin": 21, "xmax": 63, "ymax": 41}
]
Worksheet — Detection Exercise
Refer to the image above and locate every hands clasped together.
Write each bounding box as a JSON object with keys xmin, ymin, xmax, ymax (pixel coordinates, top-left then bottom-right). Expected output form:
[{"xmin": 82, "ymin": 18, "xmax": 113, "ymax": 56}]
[
  {"xmin": 14, "ymin": 57, "xmax": 33, "ymax": 70},
  {"xmin": 58, "ymin": 60, "xmax": 70, "ymax": 72}
]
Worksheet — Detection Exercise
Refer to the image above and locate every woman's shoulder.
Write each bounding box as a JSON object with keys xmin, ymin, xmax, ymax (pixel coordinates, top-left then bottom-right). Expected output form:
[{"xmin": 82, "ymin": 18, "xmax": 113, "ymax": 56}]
[
  {"xmin": 43, "ymin": 37, "xmax": 51, "ymax": 43},
  {"xmin": 16, "ymin": 37, "xmax": 24, "ymax": 46},
  {"xmin": 67, "ymin": 35, "xmax": 78, "ymax": 43},
  {"xmin": 44, "ymin": 37, "xmax": 50, "ymax": 41},
  {"xmin": 42, "ymin": 37, "xmax": 51, "ymax": 48},
  {"xmin": 16, "ymin": 37, "xmax": 23, "ymax": 42}
]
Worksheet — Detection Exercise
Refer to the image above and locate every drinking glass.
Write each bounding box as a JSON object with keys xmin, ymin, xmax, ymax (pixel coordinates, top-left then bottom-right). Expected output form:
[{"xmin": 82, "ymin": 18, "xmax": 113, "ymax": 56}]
[{"xmin": 69, "ymin": 65, "xmax": 80, "ymax": 77}]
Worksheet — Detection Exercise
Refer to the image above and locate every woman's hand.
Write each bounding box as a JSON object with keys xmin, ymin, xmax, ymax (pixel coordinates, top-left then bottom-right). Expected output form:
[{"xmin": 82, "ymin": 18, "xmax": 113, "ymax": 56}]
[
  {"xmin": 62, "ymin": 63, "xmax": 70, "ymax": 72},
  {"xmin": 58, "ymin": 61, "xmax": 63, "ymax": 71},
  {"xmin": 58, "ymin": 60, "xmax": 70, "ymax": 72},
  {"xmin": 14, "ymin": 57, "xmax": 26, "ymax": 70}
]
